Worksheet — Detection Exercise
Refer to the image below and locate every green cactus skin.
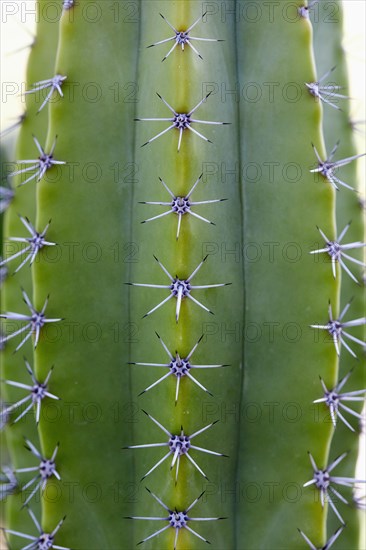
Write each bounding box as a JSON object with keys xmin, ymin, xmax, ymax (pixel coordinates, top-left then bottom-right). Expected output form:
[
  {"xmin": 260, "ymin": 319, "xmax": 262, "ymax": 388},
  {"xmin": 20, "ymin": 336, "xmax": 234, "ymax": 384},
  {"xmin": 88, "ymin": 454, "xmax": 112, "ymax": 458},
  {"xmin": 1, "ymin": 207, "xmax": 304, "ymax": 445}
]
[
  {"xmin": 1, "ymin": 1, "xmax": 364, "ymax": 550},
  {"xmin": 235, "ymin": 5, "xmax": 339, "ymax": 548},
  {"xmin": 313, "ymin": 3, "xmax": 366, "ymax": 548},
  {"xmin": 129, "ymin": 3, "xmax": 244, "ymax": 549},
  {"xmin": 1, "ymin": 2, "xmax": 59, "ymax": 545},
  {"xmin": 33, "ymin": 3, "xmax": 140, "ymax": 548}
]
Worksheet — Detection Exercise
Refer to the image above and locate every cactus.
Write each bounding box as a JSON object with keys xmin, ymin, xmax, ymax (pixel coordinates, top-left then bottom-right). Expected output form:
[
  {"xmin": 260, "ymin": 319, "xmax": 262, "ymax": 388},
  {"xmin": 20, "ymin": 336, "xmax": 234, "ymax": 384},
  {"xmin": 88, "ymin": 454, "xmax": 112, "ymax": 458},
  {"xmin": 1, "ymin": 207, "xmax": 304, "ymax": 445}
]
[{"xmin": 1, "ymin": 1, "xmax": 365, "ymax": 549}]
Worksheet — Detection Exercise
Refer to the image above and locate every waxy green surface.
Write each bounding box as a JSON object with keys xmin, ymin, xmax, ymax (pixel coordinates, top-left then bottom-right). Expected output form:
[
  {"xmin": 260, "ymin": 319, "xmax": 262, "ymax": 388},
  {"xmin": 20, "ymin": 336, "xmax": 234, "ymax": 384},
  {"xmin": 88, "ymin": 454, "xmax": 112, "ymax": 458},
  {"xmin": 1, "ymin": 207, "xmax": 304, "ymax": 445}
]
[
  {"xmin": 235, "ymin": 2, "xmax": 339, "ymax": 547},
  {"xmin": 2, "ymin": 1, "xmax": 364, "ymax": 549},
  {"xmin": 313, "ymin": 3, "xmax": 366, "ymax": 548},
  {"xmin": 31, "ymin": 2, "xmax": 140, "ymax": 547},
  {"xmin": 1, "ymin": 2, "xmax": 59, "ymax": 546}
]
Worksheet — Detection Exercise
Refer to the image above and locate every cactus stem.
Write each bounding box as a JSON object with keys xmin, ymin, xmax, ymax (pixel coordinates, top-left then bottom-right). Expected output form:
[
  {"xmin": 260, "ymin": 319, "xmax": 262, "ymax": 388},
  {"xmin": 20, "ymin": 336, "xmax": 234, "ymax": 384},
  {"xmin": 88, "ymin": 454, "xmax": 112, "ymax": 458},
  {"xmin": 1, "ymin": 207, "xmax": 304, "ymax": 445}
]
[
  {"xmin": 3, "ymin": 506, "xmax": 69, "ymax": 550},
  {"xmin": 0, "ymin": 216, "xmax": 56, "ymax": 274},
  {"xmin": 127, "ymin": 487, "xmax": 225, "ymax": 547},
  {"xmin": 310, "ymin": 141, "xmax": 366, "ymax": 191},
  {"xmin": 24, "ymin": 75, "xmax": 67, "ymax": 113},
  {"xmin": 0, "ymin": 289, "xmax": 63, "ymax": 352},
  {"xmin": 147, "ymin": 12, "xmax": 223, "ymax": 62},
  {"xmin": 130, "ymin": 331, "xmax": 226, "ymax": 402},
  {"xmin": 125, "ymin": 411, "xmax": 226, "ymax": 482},
  {"xmin": 15, "ymin": 440, "xmax": 60, "ymax": 507},
  {"xmin": 310, "ymin": 223, "xmax": 366, "ymax": 282},
  {"xmin": 139, "ymin": 174, "xmax": 225, "ymax": 239},
  {"xmin": 310, "ymin": 300, "xmax": 366, "ymax": 357},
  {"xmin": 313, "ymin": 370, "xmax": 366, "ymax": 432},
  {"xmin": 9, "ymin": 135, "xmax": 66, "ymax": 188},
  {"xmin": 127, "ymin": 255, "xmax": 231, "ymax": 322},
  {"xmin": 136, "ymin": 91, "xmax": 229, "ymax": 151},
  {"xmin": 298, "ymin": 525, "xmax": 344, "ymax": 550}
]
